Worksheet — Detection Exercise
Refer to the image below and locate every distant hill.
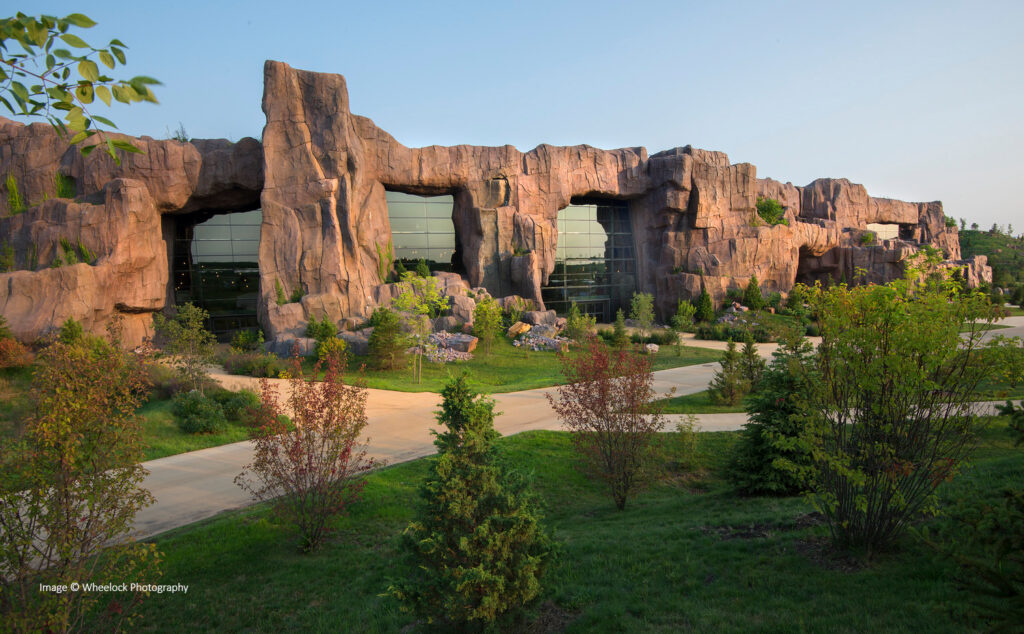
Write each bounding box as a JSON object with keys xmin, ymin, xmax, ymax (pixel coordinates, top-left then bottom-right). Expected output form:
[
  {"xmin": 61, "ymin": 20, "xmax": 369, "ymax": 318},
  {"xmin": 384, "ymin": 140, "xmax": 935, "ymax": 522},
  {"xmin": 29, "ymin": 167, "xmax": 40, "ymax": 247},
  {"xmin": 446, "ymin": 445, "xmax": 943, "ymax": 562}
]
[{"xmin": 960, "ymin": 229, "xmax": 1024, "ymax": 290}]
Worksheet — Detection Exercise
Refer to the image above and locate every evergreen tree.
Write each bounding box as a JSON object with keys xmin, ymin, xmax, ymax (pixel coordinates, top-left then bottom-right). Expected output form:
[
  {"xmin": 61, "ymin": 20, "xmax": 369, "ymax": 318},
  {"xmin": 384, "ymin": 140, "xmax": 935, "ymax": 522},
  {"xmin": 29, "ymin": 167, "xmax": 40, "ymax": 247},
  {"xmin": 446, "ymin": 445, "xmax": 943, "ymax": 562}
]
[
  {"xmin": 416, "ymin": 258, "xmax": 431, "ymax": 278},
  {"xmin": 743, "ymin": 275, "xmax": 765, "ymax": 310},
  {"xmin": 367, "ymin": 307, "xmax": 406, "ymax": 370},
  {"xmin": 740, "ymin": 335, "xmax": 765, "ymax": 385},
  {"xmin": 709, "ymin": 340, "xmax": 749, "ymax": 405},
  {"xmin": 612, "ymin": 308, "xmax": 629, "ymax": 349},
  {"xmin": 694, "ymin": 285, "xmax": 715, "ymax": 323},
  {"xmin": 728, "ymin": 335, "xmax": 817, "ymax": 495},
  {"xmin": 387, "ymin": 375, "xmax": 552, "ymax": 627}
]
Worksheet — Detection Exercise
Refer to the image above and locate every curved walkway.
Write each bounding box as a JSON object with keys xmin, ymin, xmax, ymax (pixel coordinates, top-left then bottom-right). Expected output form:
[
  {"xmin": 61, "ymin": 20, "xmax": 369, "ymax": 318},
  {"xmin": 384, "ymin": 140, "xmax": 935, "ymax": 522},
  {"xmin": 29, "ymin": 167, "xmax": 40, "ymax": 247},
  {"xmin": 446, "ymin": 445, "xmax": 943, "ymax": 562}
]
[{"xmin": 132, "ymin": 319, "xmax": 1024, "ymax": 540}]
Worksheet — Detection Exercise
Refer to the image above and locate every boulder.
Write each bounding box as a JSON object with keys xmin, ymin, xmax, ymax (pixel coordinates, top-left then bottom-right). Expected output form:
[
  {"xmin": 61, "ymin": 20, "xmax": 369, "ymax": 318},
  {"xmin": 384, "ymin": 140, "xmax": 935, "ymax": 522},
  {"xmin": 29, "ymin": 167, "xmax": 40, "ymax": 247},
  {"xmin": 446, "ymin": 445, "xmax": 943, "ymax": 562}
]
[
  {"xmin": 523, "ymin": 310, "xmax": 557, "ymax": 326},
  {"xmin": 507, "ymin": 321, "xmax": 531, "ymax": 338},
  {"xmin": 643, "ymin": 343, "xmax": 660, "ymax": 355},
  {"xmin": 432, "ymin": 315, "xmax": 460, "ymax": 332},
  {"xmin": 439, "ymin": 333, "xmax": 478, "ymax": 353},
  {"xmin": 339, "ymin": 331, "xmax": 370, "ymax": 356},
  {"xmin": 450, "ymin": 294, "xmax": 476, "ymax": 324},
  {"xmin": 265, "ymin": 336, "xmax": 317, "ymax": 357}
]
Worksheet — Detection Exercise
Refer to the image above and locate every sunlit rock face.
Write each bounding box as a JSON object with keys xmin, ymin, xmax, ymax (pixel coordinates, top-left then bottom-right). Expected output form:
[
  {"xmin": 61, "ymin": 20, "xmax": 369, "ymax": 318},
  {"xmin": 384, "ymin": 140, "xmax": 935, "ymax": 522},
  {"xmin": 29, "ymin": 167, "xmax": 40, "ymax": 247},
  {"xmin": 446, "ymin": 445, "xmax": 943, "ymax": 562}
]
[{"xmin": 0, "ymin": 60, "xmax": 986, "ymax": 345}]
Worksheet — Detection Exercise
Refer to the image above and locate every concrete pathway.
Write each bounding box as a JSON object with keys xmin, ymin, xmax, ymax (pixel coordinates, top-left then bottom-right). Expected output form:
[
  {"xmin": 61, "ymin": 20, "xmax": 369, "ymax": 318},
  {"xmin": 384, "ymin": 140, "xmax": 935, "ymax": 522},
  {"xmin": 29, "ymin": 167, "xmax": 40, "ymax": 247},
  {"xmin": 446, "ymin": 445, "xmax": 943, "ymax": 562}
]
[{"xmin": 132, "ymin": 318, "xmax": 1024, "ymax": 540}]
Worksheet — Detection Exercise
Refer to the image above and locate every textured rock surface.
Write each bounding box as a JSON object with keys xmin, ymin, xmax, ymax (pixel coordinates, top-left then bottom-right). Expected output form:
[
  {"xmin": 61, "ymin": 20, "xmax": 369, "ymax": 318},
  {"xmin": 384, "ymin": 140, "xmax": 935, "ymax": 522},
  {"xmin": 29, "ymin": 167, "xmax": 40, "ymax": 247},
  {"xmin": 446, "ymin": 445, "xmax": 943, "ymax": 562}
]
[{"xmin": 0, "ymin": 61, "xmax": 988, "ymax": 344}]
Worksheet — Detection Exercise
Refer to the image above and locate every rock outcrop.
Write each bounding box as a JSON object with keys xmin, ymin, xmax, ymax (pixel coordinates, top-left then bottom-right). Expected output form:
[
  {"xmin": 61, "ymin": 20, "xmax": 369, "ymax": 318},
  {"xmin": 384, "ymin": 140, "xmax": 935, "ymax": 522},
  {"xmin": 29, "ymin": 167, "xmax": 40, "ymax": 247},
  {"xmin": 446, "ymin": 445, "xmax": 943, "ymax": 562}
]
[{"xmin": 0, "ymin": 60, "xmax": 987, "ymax": 345}]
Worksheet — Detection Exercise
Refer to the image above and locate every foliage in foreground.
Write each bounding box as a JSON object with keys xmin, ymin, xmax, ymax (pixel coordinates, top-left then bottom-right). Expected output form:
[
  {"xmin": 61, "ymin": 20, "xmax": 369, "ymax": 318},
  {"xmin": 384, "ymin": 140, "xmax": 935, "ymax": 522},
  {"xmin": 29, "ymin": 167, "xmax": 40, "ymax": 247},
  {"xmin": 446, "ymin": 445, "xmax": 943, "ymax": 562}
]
[
  {"xmin": 0, "ymin": 336, "xmax": 159, "ymax": 633},
  {"xmin": 805, "ymin": 269, "xmax": 1022, "ymax": 556},
  {"xmin": 547, "ymin": 337, "xmax": 669, "ymax": 510},
  {"xmin": 235, "ymin": 357, "xmax": 375, "ymax": 552},
  {"xmin": 728, "ymin": 335, "xmax": 817, "ymax": 495},
  {"xmin": 387, "ymin": 374, "xmax": 552, "ymax": 627}
]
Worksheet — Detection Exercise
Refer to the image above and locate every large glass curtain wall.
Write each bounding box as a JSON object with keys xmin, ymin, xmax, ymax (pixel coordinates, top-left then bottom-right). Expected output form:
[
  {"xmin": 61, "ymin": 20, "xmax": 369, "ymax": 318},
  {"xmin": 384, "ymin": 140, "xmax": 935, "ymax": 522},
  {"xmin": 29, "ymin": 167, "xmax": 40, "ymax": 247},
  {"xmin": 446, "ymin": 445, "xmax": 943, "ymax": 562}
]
[
  {"xmin": 172, "ymin": 209, "xmax": 261, "ymax": 338},
  {"xmin": 541, "ymin": 201, "xmax": 637, "ymax": 322},
  {"xmin": 385, "ymin": 191, "xmax": 457, "ymax": 272}
]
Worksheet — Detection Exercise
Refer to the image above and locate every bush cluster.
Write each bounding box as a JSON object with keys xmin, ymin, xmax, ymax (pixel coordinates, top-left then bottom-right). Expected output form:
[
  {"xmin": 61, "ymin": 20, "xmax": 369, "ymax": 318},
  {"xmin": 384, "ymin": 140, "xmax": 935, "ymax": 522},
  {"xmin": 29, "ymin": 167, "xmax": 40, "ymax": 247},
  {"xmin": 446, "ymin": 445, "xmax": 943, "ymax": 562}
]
[
  {"xmin": 172, "ymin": 390, "xmax": 227, "ymax": 434},
  {"xmin": 222, "ymin": 350, "xmax": 287, "ymax": 378}
]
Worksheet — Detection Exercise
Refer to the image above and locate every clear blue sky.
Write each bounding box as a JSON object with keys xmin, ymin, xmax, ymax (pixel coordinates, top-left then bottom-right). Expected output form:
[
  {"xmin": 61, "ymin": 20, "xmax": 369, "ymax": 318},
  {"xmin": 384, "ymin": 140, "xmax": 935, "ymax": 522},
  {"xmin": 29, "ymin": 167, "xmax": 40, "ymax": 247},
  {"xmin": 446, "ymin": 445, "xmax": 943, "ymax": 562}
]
[{"xmin": 25, "ymin": 0, "xmax": 1024, "ymax": 229}]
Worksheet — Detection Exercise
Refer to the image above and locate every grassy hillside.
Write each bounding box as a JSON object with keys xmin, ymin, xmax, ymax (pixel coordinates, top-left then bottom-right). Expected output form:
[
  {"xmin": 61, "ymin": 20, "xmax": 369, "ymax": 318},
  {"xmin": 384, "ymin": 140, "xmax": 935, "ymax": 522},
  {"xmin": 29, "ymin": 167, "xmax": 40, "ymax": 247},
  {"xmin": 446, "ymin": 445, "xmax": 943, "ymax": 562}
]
[{"xmin": 960, "ymin": 228, "xmax": 1024, "ymax": 289}]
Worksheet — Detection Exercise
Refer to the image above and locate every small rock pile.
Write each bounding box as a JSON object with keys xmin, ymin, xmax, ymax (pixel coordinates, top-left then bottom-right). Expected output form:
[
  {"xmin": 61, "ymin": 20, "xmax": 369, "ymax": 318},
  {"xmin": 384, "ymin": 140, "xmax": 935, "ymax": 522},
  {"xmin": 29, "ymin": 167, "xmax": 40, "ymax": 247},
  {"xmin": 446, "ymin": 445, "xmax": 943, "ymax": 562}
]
[{"xmin": 512, "ymin": 332, "xmax": 570, "ymax": 352}]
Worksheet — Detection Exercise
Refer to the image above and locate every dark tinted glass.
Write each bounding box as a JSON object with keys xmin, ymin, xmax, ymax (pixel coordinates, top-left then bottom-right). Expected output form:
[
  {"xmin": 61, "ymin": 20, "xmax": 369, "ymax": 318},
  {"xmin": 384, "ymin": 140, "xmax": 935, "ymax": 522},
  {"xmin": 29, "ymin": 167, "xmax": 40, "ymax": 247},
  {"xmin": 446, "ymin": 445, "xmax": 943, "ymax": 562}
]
[{"xmin": 386, "ymin": 191, "xmax": 457, "ymax": 272}]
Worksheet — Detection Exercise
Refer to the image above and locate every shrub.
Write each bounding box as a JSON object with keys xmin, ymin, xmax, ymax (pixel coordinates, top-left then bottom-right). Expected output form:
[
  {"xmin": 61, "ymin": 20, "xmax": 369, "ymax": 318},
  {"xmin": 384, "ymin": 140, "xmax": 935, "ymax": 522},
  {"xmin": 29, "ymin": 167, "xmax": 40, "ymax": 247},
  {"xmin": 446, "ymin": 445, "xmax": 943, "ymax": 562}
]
[
  {"xmin": 144, "ymin": 361, "xmax": 186, "ymax": 400},
  {"xmin": 740, "ymin": 335, "xmax": 765, "ymax": 385},
  {"xmin": 0, "ymin": 239, "xmax": 13, "ymax": 272},
  {"xmin": 304, "ymin": 315, "xmax": 338, "ymax": 342},
  {"xmin": 289, "ymin": 285, "xmax": 304, "ymax": 303},
  {"xmin": 387, "ymin": 374, "xmax": 552, "ymax": 626},
  {"xmin": 756, "ymin": 197, "xmax": 788, "ymax": 226},
  {"xmin": 805, "ymin": 276, "xmax": 1020, "ymax": 555},
  {"xmin": 172, "ymin": 390, "xmax": 228, "ymax": 434},
  {"xmin": 562, "ymin": 301, "xmax": 596, "ymax": 343},
  {"xmin": 394, "ymin": 258, "xmax": 407, "ymax": 278},
  {"xmin": 222, "ymin": 350, "xmax": 287, "ymax": 378},
  {"xmin": 0, "ymin": 337, "xmax": 31, "ymax": 369},
  {"xmin": 230, "ymin": 328, "xmax": 264, "ymax": 352},
  {"xmin": 211, "ymin": 388, "xmax": 261, "ymax": 422},
  {"xmin": 375, "ymin": 239, "xmax": 394, "ymax": 283},
  {"xmin": 0, "ymin": 315, "xmax": 12, "ymax": 340},
  {"xmin": 316, "ymin": 336, "xmax": 348, "ymax": 365},
  {"xmin": 153, "ymin": 303, "xmax": 216, "ymax": 394},
  {"xmin": 669, "ymin": 414, "xmax": 701, "ymax": 471},
  {"xmin": 54, "ymin": 172, "xmax": 75, "ymax": 199},
  {"xmin": 694, "ymin": 285, "xmax": 715, "ymax": 323},
  {"xmin": 766, "ymin": 291, "xmax": 783, "ymax": 311},
  {"xmin": 5, "ymin": 173, "xmax": 24, "ymax": 215},
  {"xmin": 612, "ymin": 308, "xmax": 629, "ymax": 349},
  {"xmin": 0, "ymin": 339, "xmax": 159, "ymax": 632},
  {"xmin": 57, "ymin": 317, "xmax": 84, "ymax": 345},
  {"xmin": 671, "ymin": 300, "xmax": 696, "ymax": 332},
  {"xmin": 709, "ymin": 340, "xmax": 749, "ymax": 406},
  {"xmin": 743, "ymin": 275, "xmax": 765, "ymax": 310},
  {"xmin": 275, "ymin": 278, "xmax": 287, "ymax": 306},
  {"xmin": 235, "ymin": 357, "xmax": 375, "ymax": 552},
  {"xmin": 472, "ymin": 295, "xmax": 503, "ymax": 354},
  {"xmin": 860, "ymin": 231, "xmax": 875, "ymax": 246},
  {"xmin": 368, "ymin": 307, "xmax": 406, "ymax": 370},
  {"xmin": 629, "ymin": 291, "xmax": 655, "ymax": 340},
  {"xmin": 547, "ymin": 338, "xmax": 670, "ymax": 510},
  {"xmin": 416, "ymin": 258, "xmax": 430, "ymax": 278},
  {"xmin": 728, "ymin": 335, "xmax": 817, "ymax": 495}
]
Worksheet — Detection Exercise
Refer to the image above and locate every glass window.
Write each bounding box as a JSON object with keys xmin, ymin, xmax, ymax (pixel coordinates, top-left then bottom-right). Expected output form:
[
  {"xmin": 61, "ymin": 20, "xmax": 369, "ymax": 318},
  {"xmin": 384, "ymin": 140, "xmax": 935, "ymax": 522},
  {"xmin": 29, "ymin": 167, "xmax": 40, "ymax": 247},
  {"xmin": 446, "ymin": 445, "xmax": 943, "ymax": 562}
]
[
  {"xmin": 172, "ymin": 209, "xmax": 263, "ymax": 340},
  {"xmin": 386, "ymin": 190, "xmax": 457, "ymax": 272},
  {"xmin": 541, "ymin": 200, "xmax": 637, "ymax": 322}
]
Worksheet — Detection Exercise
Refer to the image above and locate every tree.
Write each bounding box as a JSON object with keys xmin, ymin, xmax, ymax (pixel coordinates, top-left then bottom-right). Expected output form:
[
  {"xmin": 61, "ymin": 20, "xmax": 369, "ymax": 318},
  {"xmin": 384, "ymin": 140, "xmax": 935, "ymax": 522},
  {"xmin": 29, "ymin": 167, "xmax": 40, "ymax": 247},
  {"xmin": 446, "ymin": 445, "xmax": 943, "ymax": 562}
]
[
  {"xmin": 235, "ymin": 356, "xmax": 376, "ymax": 552},
  {"xmin": 629, "ymin": 292, "xmax": 655, "ymax": 341},
  {"xmin": 611, "ymin": 308, "xmax": 629, "ymax": 349},
  {"xmin": 709, "ymin": 340, "xmax": 749, "ymax": 406},
  {"xmin": 387, "ymin": 374, "xmax": 552, "ymax": 626},
  {"xmin": 472, "ymin": 295, "xmax": 502, "ymax": 355},
  {"xmin": 694, "ymin": 284, "xmax": 715, "ymax": 323},
  {"xmin": 739, "ymin": 335, "xmax": 765, "ymax": 385},
  {"xmin": 728, "ymin": 335, "xmax": 817, "ymax": 495},
  {"xmin": 0, "ymin": 337, "xmax": 159, "ymax": 632},
  {"xmin": 743, "ymin": 275, "xmax": 764, "ymax": 310},
  {"xmin": 562, "ymin": 301, "xmax": 596, "ymax": 342},
  {"xmin": 547, "ymin": 338, "xmax": 671, "ymax": 510},
  {"xmin": 670, "ymin": 300, "xmax": 696, "ymax": 356},
  {"xmin": 415, "ymin": 258, "xmax": 430, "ymax": 278},
  {"xmin": 367, "ymin": 307, "xmax": 406, "ymax": 371},
  {"xmin": 756, "ymin": 197, "xmax": 788, "ymax": 226},
  {"xmin": 393, "ymin": 272, "xmax": 450, "ymax": 383},
  {"xmin": 0, "ymin": 12, "xmax": 160, "ymax": 163},
  {"xmin": 152, "ymin": 302, "xmax": 216, "ymax": 394},
  {"xmin": 805, "ymin": 274, "xmax": 1020, "ymax": 556}
]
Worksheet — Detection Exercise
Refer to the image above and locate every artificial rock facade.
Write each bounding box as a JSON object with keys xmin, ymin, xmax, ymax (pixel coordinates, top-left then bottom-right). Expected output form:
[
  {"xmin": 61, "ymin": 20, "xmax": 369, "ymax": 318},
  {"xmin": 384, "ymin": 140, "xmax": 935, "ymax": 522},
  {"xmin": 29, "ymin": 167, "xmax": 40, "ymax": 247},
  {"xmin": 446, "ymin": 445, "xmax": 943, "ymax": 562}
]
[{"xmin": 0, "ymin": 60, "xmax": 990, "ymax": 345}]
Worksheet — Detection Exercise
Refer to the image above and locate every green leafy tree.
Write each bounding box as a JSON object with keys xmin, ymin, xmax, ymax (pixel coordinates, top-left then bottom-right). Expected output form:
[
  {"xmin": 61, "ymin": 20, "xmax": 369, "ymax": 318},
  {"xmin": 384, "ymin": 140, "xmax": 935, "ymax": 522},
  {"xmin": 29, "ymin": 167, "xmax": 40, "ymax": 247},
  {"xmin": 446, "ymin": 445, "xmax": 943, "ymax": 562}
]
[
  {"xmin": 393, "ymin": 272, "xmax": 450, "ymax": 383},
  {"xmin": 709, "ymin": 340, "xmax": 749, "ymax": 406},
  {"xmin": 368, "ymin": 307, "xmax": 406, "ymax": 371},
  {"xmin": 562, "ymin": 301, "xmax": 596, "ymax": 342},
  {"xmin": 694, "ymin": 284, "xmax": 715, "ymax": 323},
  {"xmin": 728, "ymin": 335, "xmax": 817, "ymax": 495},
  {"xmin": 57, "ymin": 316, "xmax": 83, "ymax": 344},
  {"xmin": 388, "ymin": 374, "xmax": 552, "ymax": 626},
  {"xmin": 152, "ymin": 302, "xmax": 216, "ymax": 394},
  {"xmin": 0, "ymin": 337, "xmax": 160, "ymax": 632},
  {"xmin": 612, "ymin": 308, "xmax": 629, "ymax": 349},
  {"xmin": 629, "ymin": 291, "xmax": 655, "ymax": 341},
  {"xmin": 743, "ymin": 275, "xmax": 764, "ymax": 310},
  {"xmin": 0, "ymin": 12, "xmax": 160, "ymax": 163},
  {"xmin": 670, "ymin": 300, "xmax": 696, "ymax": 356},
  {"xmin": 805, "ymin": 274, "xmax": 1021, "ymax": 556},
  {"xmin": 472, "ymin": 295, "xmax": 502, "ymax": 355}
]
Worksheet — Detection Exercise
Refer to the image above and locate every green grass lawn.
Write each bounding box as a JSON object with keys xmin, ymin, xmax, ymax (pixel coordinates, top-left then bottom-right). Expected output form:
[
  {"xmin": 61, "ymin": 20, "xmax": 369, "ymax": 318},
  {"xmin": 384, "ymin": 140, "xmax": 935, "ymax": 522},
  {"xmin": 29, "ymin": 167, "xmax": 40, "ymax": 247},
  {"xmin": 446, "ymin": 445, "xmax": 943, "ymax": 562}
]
[
  {"xmin": 653, "ymin": 389, "xmax": 745, "ymax": 414},
  {"xmin": 137, "ymin": 399, "xmax": 251, "ymax": 462},
  {"xmin": 322, "ymin": 336, "xmax": 721, "ymax": 394},
  {"xmin": 132, "ymin": 421, "xmax": 1023, "ymax": 632}
]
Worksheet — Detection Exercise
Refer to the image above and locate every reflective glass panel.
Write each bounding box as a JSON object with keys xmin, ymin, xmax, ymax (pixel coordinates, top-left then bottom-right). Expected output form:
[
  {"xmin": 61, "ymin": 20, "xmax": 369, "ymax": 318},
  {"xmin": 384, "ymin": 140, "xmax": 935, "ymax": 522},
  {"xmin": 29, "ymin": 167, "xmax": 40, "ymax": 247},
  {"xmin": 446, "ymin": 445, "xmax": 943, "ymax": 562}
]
[{"xmin": 386, "ymin": 191, "xmax": 457, "ymax": 272}]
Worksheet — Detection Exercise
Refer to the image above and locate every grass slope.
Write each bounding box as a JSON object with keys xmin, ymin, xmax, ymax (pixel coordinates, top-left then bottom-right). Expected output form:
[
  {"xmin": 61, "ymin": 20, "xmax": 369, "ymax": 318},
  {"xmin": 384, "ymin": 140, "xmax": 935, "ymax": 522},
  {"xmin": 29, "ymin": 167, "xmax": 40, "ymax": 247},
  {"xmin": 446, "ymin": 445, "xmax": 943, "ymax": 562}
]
[
  {"xmin": 138, "ymin": 399, "xmax": 250, "ymax": 462},
  {"xmin": 332, "ymin": 336, "xmax": 721, "ymax": 394},
  {"xmin": 133, "ymin": 422, "xmax": 1023, "ymax": 632}
]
